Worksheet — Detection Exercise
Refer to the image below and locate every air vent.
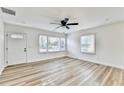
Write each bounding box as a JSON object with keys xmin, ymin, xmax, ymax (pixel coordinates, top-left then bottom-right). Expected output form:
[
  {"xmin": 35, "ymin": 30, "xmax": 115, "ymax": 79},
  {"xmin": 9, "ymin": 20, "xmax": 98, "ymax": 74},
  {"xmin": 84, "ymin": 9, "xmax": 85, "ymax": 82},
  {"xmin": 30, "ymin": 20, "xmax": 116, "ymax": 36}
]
[{"xmin": 1, "ymin": 7, "xmax": 16, "ymax": 16}]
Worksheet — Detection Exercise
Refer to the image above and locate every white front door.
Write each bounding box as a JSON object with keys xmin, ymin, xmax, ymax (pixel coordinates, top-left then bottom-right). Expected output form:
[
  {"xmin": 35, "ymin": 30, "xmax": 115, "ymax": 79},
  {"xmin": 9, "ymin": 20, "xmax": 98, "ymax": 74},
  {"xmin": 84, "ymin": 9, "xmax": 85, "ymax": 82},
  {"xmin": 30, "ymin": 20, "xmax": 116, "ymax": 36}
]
[{"xmin": 6, "ymin": 33, "xmax": 27, "ymax": 66}]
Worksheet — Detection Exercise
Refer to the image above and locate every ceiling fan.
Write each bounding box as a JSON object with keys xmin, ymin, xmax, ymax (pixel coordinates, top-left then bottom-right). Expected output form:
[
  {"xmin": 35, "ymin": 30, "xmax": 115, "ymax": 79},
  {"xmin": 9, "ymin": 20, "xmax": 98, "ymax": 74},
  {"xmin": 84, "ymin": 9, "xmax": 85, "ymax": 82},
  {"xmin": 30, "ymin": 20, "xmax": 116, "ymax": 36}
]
[{"xmin": 50, "ymin": 18, "xmax": 79, "ymax": 30}]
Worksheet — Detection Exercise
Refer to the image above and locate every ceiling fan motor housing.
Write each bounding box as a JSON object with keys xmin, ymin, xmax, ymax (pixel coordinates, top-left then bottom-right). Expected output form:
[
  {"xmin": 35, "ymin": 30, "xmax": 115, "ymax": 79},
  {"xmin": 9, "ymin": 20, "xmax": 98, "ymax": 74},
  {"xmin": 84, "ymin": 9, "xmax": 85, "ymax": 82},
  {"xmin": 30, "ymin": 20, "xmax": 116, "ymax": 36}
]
[
  {"xmin": 61, "ymin": 20, "xmax": 67, "ymax": 26},
  {"xmin": 61, "ymin": 18, "xmax": 69, "ymax": 26}
]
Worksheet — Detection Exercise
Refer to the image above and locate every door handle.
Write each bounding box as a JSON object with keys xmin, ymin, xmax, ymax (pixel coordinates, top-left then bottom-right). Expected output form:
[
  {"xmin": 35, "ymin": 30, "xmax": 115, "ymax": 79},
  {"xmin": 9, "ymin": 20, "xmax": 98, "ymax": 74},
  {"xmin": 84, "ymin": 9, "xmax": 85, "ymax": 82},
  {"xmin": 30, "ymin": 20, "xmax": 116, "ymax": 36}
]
[{"xmin": 24, "ymin": 48, "xmax": 27, "ymax": 52}]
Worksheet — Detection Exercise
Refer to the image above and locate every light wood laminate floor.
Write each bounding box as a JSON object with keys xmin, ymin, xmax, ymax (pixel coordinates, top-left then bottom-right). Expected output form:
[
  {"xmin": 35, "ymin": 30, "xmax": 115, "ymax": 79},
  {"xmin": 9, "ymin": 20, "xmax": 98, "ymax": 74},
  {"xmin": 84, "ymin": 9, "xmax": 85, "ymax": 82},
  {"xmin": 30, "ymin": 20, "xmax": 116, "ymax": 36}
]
[{"xmin": 0, "ymin": 57, "xmax": 124, "ymax": 86}]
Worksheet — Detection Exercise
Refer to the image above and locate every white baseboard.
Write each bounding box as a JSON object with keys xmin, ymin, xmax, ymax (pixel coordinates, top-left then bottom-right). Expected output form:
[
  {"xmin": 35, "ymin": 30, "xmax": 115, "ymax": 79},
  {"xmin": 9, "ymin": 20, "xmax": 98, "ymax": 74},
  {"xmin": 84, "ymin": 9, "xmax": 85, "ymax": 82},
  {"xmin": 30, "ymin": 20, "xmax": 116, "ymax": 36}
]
[
  {"xmin": 68, "ymin": 55, "xmax": 124, "ymax": 70},
  {"xmin": 27, "ymin": 55, "xmax": 67, "ymax": 63}
]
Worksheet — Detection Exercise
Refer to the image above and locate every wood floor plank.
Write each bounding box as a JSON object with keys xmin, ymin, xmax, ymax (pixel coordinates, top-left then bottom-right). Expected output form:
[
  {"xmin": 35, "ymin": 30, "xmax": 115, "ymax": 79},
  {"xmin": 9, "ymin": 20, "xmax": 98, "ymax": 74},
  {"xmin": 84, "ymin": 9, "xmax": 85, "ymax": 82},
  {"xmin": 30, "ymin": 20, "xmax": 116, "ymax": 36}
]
[
  {"xmin": 80, "ymin": 66, "xmax": 107, "ymax": 86},
  {"xmin": 13, "ymin": 60, "xmax": 83, "ymax": 86},
  {"xmin": 60, "ymin": 64, "xmax": 97, "ymax": 85},
  {"xmin": 43, "ymin": 61, "xmax": 92, "ymax": 85},
  {"xmin": 0, "ymin": 58, "xmax": 75, "ymax": 85},
  {"xmin": 100, "ymin": 67, "xmax": 113, "ymax": 85},
  {"xmin": 0, "ymin": 57, "xmax": 123, "ymax": 86}
]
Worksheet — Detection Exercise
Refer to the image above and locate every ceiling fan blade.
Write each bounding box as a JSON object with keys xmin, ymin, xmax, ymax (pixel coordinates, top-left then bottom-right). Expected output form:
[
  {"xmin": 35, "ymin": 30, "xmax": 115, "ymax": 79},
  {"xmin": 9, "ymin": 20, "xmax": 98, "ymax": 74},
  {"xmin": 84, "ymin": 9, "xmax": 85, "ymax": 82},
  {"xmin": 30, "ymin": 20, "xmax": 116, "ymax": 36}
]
[
  {"xmin": 66, "ymin": 25, "xmax": 70, "ymax": 29},
  {"xmin": 50, "ymin": 22, "xmax": 61, "ymax": 25},
  {"xmin": 67, "ymin": 23, "xmax": 79, "ymax": 25},
  {"xmin": 51, "ymin": 26, "xmax": 62, "ymax": 31},
  {"xmin": 55, "ymin": 25, "xmax": 62, "ymax": 29}
]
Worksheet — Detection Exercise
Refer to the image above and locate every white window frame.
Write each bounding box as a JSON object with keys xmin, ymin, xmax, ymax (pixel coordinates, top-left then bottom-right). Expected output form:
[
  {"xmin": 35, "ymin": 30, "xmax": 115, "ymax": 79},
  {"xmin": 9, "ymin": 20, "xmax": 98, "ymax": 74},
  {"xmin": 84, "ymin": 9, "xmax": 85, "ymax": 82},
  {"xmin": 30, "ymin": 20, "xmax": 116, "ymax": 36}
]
[
  {"xmin": 80, "ymin": 34, "xmax": 96, "ymax": 54},
  {"xmin": 60, "ymin": 38, "xmax": 66, "ymax": 51},
  {"xmin": 39, "ymin": 35, "xmax": 66, "ymax": 53},
  {"xmin": 48, "ymin": 36, "xmax": 60, "ymax": 52},
  {"xmin": 39, "ymin": 35, "xmax": 47, "ymax": 53}
]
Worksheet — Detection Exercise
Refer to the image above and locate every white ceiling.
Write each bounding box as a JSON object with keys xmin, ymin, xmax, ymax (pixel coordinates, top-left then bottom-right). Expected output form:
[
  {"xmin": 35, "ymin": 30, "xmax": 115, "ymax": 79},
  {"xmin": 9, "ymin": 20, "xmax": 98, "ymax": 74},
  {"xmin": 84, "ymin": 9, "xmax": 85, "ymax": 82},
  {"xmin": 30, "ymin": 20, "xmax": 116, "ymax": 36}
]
[{"xmin": 1, "ymin": 7, "xmax": 124, "ymax": 33}]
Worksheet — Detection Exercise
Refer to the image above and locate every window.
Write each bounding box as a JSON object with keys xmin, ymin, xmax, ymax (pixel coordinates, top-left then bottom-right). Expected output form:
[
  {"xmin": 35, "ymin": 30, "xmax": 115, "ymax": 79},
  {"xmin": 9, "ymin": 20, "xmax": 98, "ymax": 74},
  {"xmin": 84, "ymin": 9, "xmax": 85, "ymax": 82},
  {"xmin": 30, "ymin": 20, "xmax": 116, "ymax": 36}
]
[
  {"xmin": 10, "ymin": 34, "xmax": 24, "ymax": 39},
  {"xmin": 39, "ymin": 35, "xmax": 66, "ymax": 53},
  {"xmin": 48, "ymin": 37, "xmax": 60, "ymax": 52},
  {"xmin": 39, "ymin": 35, "xmax": 47, "ymax": 52},
  {"xmin": 60, "ymin": 38, "xmax": 66, "ymax": 51},
  {"xmin": 81, "ymin": 34, "xmax": 95, "ymax": 54}
]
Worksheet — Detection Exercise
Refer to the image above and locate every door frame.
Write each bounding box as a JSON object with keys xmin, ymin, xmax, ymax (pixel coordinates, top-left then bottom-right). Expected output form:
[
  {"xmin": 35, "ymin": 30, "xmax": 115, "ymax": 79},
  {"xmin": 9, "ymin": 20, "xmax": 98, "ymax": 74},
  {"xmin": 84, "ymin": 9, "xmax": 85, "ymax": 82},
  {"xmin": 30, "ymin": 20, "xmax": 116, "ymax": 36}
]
[{"xmin": 5, "ymin": 32, "xmax": 28, "ymax": 66}]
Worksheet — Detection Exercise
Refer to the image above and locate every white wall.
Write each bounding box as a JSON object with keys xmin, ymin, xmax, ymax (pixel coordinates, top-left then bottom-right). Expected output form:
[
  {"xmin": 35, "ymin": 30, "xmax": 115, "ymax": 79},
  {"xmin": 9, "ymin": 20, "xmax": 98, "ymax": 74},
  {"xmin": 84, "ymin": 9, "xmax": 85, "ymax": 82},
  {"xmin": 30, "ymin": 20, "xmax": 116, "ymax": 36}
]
[
  {"xmin": 67, "ymin": 22, "xmax": 124, "ymax": 69},
  {"xmin": 4, "ymin": 21, "xmax": 124, "ymax": 69},
  {"xmin": 5, "ymin": 23, "xmax": 67, "ymax": 63},
  {"xmin": 0, "ymin": 14, "xmax": 5, "ymax": 75}
]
